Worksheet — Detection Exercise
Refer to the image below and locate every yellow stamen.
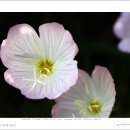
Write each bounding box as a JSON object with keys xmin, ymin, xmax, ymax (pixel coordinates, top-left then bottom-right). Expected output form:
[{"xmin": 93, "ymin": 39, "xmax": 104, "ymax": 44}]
[
  {"xmin": 87, "ymin": 99, "xmax": 102, "ymax": 115},
  {"xmin": 36, "ymin": 58, "xmax": 54, "ymax": 77}
]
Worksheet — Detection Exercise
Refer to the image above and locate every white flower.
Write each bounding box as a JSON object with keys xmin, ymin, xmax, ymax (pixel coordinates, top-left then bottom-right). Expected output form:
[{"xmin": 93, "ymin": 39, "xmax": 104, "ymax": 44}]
[
  {"xmin": 113, "ymin": 12, "xmax": 130, "ymax": 53},
  {"xmin": 0, "ymin": 22, "xmax": 78, "ymax": 99},
  {"xmin": 52, "ymin": 66, "xmax": 116, "ymax": 117}
]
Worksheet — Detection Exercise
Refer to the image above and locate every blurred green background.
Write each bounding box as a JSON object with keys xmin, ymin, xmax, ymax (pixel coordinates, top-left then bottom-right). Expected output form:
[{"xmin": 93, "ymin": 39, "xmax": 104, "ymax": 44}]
[{"xmin": 0, "ymin": 12, "xmax": 129, "ymax": 117}]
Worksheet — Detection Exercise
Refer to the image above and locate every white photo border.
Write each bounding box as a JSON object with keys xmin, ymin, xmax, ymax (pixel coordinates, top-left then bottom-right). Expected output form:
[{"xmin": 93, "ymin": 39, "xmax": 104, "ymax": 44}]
[{"xmin": 0, "ymin": 1, "xmax": 130, "ymax": 130}]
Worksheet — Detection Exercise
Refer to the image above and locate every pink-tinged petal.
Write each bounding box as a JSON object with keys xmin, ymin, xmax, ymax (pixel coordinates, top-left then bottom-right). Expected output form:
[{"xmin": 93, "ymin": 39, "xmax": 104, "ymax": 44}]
[
  {"xmin": 4, "ymin": 69, "xmax": 31, "ymax": 89},
  {"xmin": 92, "ymin": 66, "xmax": 116, "ymax": 105},
  {"xmin": 121, "ymin": 13, "xmax": 130, "ymax": 38},
  {"xmin": 121, "ymin": 12, "xmax": 130, "ymax": 24},
  {"xmin": 101, "ymin": 89, "xmax": 116, "ymax": 117},
  {"xmin": 4, "ymin": 70, "xmax": 15, "ymax": 86},
  {"xmin": 52, "ymin": 102, "xmax": 80, "ymax": 118},
  {"xmin": 55, "ymin": 61, "xmax": 78, "ymax": 89},
  {"xmin": 56, "ymin": 69, "xmax": 96, "ymax": 103},
  {"xmin": 118, "ymin": 38, "xmax": 130, "ymax": 53},
  {"xmin": 4, "ymin": 69, "xmax": 46, "ymax": 99},
  {"xmin": 1, "ymin": 41, "xmax": 35, "ymax": 71},
  {"xmin": 113, "ymin": 12, "xmax": 130, "ymax": 39},
  {"xmin": 1, "ymin": 24, "xmax": 41, "ymax": 69},
  {"xmin": 77, "ymin": 69, "xmax": 98, "ymax": 99},
  {"xmin": 43, "ymin": 61, "xmax": 78, "ymax": 99},
  {"xmin": 113, "ymin": 17, "xmax": 124, "ymax": 39},
  {"xmin": 92, "ymin": 66, "xmax": 115, "ymax": 92},
  {"xmin": 101, "ymin": 103, "xmax": 115, "ymax": 117},
  {"xmin": 39, "ymin": 22, "xmax": 78, "ymax": 62},
  {"xmin": 21, "ymin": 83, "xmax": 46, "ymax": 99},
  {"xmin": 0, "ymin": 39, "xmax": 8, "ymax": 68},
  {"xmin": 39, "ymin": 77, "xmax": 57, "ymax": 99}
]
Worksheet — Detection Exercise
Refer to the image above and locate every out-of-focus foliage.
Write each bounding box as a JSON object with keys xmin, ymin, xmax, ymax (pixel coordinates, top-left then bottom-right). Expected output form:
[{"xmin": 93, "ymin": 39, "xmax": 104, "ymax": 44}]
[{"xmin": 0, "ymin": 13, "xmax": 129, "ymax": 117}]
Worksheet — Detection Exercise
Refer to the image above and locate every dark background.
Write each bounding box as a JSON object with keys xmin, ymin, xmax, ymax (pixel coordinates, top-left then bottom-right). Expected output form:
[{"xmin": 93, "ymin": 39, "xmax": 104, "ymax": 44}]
[{"xmin": 0, "ymin": 13, "xmax": 129, "ymax": 117}]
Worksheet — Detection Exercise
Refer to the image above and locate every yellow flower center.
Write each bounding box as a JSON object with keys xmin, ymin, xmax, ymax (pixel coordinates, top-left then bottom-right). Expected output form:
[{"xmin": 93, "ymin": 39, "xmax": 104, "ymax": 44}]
[
  {"xmin": 36, "ymin": 58, "xmax": 54, "ymax": 77},
  {"xmin": 87, "ymin": 99, "xmax": 102, "ymax": 115}
]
